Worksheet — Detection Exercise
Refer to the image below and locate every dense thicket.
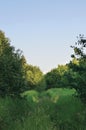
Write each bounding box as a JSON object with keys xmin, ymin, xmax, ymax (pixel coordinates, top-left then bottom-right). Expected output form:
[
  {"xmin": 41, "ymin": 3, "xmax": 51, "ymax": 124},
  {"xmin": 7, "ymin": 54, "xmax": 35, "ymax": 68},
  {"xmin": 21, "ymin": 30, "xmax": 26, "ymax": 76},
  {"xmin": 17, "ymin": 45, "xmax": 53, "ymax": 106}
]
[
  {"xmin": 0, "ymin": 31, "xmax": 27, "ymax": 96},
  {"xmin": 68, "ymin": 35, "xmax": 86, "ymax": 102}
]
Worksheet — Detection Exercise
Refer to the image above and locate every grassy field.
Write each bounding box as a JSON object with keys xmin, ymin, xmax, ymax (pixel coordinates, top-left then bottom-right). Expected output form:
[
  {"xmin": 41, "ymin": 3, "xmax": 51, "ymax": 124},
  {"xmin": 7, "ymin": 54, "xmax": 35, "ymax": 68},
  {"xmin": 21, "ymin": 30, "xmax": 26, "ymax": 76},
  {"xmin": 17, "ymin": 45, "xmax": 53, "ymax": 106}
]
[{"xmin": 0, "ymin": 88, "xmax": 86, "ymax": 130}]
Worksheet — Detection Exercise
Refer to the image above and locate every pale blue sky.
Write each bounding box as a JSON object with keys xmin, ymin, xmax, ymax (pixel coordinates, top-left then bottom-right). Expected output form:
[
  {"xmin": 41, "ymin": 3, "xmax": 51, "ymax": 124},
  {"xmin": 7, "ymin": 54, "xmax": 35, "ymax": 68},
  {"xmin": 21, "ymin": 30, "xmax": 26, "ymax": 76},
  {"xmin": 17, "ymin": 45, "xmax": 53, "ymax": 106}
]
[{"xmin": 0, "ymin": 0, "xmax": 86, "ymax": 73}]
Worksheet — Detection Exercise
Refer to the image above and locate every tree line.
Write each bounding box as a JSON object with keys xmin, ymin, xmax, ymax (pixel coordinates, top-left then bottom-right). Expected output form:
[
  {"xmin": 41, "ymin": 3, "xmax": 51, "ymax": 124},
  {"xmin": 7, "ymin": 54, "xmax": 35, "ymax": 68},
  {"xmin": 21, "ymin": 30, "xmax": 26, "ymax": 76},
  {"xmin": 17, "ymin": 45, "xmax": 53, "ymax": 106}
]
[{"xmin": 0, "ymin": 31, "xmax": 86, "ymax": 103}]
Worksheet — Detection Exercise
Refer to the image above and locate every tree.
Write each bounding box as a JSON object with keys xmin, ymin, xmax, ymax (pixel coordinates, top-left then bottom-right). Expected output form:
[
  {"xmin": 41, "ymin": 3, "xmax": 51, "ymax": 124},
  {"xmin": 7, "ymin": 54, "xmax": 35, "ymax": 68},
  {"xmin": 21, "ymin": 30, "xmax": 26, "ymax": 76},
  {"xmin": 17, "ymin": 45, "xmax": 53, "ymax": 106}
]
[
  {"xmin": 69, "ymin": 35, "xmax": 86, "ymax": 103},
  {"xmin": 25, "ymin": 64, "xmax": 46, "ymax": 91},
  {"xmin": 45, "ymin": 68, "xmax": 60, "ymax": 89},
  {"xmin": 45, "ymin": 65, "xmax": 69, "ymax": 89},
  {"xmin": 0, "ymin": 30, "xmax": 27, "ymax": 97}
]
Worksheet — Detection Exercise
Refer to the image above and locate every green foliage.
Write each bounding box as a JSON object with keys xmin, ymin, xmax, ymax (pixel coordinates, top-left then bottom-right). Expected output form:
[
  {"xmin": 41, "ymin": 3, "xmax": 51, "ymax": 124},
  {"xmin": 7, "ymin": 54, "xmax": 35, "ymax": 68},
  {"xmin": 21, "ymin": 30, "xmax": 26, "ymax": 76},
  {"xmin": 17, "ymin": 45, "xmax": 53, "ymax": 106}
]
[
  {"xmin": 22, "ymin": 90, "xmax": 39, "ymax": 103},
  {"xmin": 45, "ymin": 65, "xmax": 69, "ymax": 89},
  {"xmin": 0, "ymin": 30, "xmax": 46, "ymax": 96},
  {"xmin": 25, "ymin": 64, "xmax": 46, "ymax": 91},
  {"xmin": 0, "ymin": 30, "xmax": 27, "ymax": 97},
  {"xmin": 42, "ymin": 88, "xmax": 86, "ymax": 130},
  {"xmin": 0, "ymin": 88, "xmax": 86, "ymax": 130},
  {"xmin": 69, "ymin": 35, "xmax": 86, "ymax": 103},
  {"xmin": 0, "ymin": 96, "xmax": 53, "ymax": 130},
  {"xmin": 0, "ymin": 96, "xmax": 30, "ymax": 130},
  {"xmin": 1, "ymin": 30, "xmax": 86, "ymax": 129}
]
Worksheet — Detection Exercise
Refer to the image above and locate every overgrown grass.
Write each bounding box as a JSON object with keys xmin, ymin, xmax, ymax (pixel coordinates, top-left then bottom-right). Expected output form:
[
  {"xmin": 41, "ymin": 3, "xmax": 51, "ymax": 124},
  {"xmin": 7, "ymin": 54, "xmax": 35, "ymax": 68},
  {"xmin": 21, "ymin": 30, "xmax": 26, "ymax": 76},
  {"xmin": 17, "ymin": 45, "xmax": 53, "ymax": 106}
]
[
  {"xmin": 0, "ymin": 88, "xmax": 86, "ymax": 130},
  {"xmin": 40, "ymin": 88, "xmax": 86, "ymax": 130}
]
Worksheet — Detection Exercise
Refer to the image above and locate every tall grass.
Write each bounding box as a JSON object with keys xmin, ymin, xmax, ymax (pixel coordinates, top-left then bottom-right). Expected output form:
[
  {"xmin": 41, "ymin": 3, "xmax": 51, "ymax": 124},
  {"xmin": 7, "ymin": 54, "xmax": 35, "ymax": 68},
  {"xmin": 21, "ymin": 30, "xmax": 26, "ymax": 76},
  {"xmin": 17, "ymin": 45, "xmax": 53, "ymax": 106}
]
[
  {"xmin": 0, "ymin": 88, "xmax": 86, "ymax": 130},
  {"xmin": 0, "ymin": 96, "xmax": 53, "ymax": 130}
]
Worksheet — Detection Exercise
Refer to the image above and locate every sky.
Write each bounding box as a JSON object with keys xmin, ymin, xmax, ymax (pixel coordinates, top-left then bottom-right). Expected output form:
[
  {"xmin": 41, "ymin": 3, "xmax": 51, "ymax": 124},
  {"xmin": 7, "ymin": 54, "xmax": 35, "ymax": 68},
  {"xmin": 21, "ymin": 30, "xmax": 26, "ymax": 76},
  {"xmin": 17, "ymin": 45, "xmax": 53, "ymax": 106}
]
[{"xmin": 0, "ymin": 0, "xmax": 86, "ymax": 73}]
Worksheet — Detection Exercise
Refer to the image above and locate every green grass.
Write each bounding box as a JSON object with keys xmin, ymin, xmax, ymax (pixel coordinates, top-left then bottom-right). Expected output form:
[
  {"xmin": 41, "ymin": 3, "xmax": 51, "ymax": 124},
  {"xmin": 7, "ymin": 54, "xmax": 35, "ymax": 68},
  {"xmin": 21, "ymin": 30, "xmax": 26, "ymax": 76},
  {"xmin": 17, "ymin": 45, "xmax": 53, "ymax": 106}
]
[
  {"xmin": 0, "ymin": 88, "xmax": 86, "ymax": 130},
  {"xmin": 44, "ymin": 88, "xmax": 76, "ymax": 102},
  {"xmin": 22, "ymin": 90, "xmax": 39, "ymax": 102}
]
